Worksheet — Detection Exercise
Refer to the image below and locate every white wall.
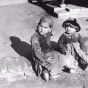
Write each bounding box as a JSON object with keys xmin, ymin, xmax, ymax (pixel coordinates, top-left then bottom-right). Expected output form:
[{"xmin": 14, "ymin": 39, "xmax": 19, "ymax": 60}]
[{"xmin": 0, "ymin": 0, "xmax": 28, "ymax": 6}]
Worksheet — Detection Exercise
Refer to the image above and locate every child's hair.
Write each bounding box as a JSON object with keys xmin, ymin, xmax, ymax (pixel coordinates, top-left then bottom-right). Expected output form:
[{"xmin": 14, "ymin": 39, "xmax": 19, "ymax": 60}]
[
  {"xmin": 62, "ymin": 18, "xmax": 81, "ymax": 32},
  {"xmin": 38, "ymin": 15, "xmax": 54, "ymax": 28}
]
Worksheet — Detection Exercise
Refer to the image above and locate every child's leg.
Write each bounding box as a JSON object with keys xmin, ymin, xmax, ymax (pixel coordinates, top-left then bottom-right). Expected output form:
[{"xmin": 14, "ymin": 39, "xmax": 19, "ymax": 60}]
[
  {"xmin": 34, "ymin": 59, "xmax": 42, "ymax": 77},
  {"xmin": 42, "ymin": 69, "xmax": 50, "ymax": 81},
  {"xmin": 49, "ymin": 52, "xmax": 63, "ymax": 79}
]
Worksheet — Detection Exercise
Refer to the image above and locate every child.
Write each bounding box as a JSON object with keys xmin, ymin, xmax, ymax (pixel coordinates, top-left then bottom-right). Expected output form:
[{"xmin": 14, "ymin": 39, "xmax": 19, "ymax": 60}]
[
  {"xmin": 58, "ymin": 18, "xmax": 88, "ymax": 74},
  {"xmin": 31, "ymin": 15, "xmax": 62, "ymax": 81}
]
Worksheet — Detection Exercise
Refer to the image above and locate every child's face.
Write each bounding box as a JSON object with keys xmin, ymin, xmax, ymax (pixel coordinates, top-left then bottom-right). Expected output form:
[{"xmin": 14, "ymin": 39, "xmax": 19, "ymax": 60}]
[
  {"xmin": 38, "ymin": 22, "xmax": 52, "ymax": 35},
  {"xmin": 65, "ymin": 26, "xmax": 76, "ymax": 34}
]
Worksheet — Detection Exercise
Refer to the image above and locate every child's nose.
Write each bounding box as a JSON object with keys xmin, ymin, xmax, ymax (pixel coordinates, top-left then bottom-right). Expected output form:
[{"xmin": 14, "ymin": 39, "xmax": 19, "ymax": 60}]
[
  {"xmin": 42, "ymin": 26, "xmax": 45, "ymax": 30},
  {"xmin": 68, "ymin": 27, "xmax": 71, "ymax": 30}
]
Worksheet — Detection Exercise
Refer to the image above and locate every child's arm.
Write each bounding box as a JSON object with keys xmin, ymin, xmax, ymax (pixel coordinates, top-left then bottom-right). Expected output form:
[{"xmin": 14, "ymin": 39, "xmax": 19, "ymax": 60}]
[
  {"xmin": 73, "ymin": 42, "xmax": 88, "ymax": 63},
  {"xmin": 31, "ymin": 35, "xmax": 53, "ymax": 64},
  {"xmin": 58, "ymin": 34, "xmax": 67, "ymax": 54},
  {"xmin": 78, "ymin": 34, "xmax": 87, "ymax": 52}
]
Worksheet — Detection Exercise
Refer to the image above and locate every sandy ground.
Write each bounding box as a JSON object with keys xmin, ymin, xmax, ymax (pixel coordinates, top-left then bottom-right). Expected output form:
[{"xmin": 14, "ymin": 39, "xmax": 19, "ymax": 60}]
[{"xmin": 0, "ymin": 2, "xmax": 88, "ymax": 88}]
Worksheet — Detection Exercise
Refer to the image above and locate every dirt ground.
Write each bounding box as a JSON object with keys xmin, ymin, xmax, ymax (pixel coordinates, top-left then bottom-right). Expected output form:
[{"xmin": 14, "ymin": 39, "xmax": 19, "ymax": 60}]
[{"xmin": 0, "ymin": 2, "xmax": 88, "ymax": 88}]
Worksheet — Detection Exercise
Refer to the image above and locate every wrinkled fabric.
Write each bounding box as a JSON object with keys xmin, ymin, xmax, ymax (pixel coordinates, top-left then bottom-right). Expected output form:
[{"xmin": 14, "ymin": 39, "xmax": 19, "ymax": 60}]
[
  {"xmin": 31, "ymin": 31, "xmax": 62, "ymax": 77},
  {"xmin": 58, "ymin": 32, "xmax": 87, "ymax": 69},
  {"xmin": 58, "ymin": 32, "xmax": 86, "ymax": 55},
  {"xmin": 73, "ymin": 42, "xmax": 88, "ymax": 63}
]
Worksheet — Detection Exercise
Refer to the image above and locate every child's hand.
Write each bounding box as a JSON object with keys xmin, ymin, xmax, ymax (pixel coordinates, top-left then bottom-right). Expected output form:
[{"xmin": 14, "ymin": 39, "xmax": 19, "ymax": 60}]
[
  {"xmin": 65, "ymin": 50, "xmax": 71, "ymax": 55},
  {"xmin": 47, "ymin": 57, "xmax": 56, "ymax": 63}
]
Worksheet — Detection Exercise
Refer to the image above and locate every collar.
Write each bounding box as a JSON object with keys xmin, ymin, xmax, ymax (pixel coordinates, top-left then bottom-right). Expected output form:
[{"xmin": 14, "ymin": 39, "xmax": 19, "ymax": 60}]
[
  {"xmin": 36, "ymin": 30, "xmax": 53, "ymax": 38},
  {"xmin": 64, "ymin": 32, "xmax": 78, "ymax": 38}
]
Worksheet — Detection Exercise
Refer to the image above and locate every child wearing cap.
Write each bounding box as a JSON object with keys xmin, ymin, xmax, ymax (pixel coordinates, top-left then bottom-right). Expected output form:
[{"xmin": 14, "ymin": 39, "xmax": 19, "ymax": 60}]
[
  {"xmin": 31, "ymin": 15, "xmax": 62, "ymax": 81},
  {"xmin": 57, "ymin": 18, "xmax": 88, "ymax": 74}
]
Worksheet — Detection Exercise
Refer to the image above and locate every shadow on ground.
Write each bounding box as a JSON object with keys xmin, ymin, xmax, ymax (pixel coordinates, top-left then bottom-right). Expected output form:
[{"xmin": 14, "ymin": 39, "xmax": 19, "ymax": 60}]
[
  {"xmin": 10, "ymin": 36, "xmax": 32, "ymax": 59},
  {"xmin": 9, "ymin": 36, "xmax": 35, "ymax": 70}
]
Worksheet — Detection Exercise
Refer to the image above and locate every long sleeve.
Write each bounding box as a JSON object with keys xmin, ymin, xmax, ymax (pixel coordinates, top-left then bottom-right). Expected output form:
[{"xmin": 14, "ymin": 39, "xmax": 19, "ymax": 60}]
[
  {"xmin": 78, "ymin": 34, "xmax": 87, "ymax": 52},
  {"xmin": 57, "ymin": 34, "xmax": 67, "ymax": 54},
  {"xmin": 31, "ymin": 35, "xmax": 48, "ymax": 62},
  {"xmin": 73, "ymin": 42, "xmax": 88, "ymax": 63}
]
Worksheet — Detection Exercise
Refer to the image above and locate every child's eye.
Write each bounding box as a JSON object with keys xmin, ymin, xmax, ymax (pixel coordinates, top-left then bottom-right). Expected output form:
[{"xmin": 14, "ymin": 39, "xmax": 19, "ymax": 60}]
[
  {"xmin": 39, "ymin": 25, "xmax": 42, "ymax": 27},
  {"xmin": 44, "ymin": 27, "xmax": 48, "ymax": 29},
  {"xmin": 39, "ymin": 25, "xmax": 49, "ymax": 29}
]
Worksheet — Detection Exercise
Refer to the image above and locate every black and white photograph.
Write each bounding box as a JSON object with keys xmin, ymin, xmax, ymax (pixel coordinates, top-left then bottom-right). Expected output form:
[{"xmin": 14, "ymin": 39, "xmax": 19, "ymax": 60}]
[{"xmin": 0, "ymin": 0, "xmax": 88, "ymax": 88}]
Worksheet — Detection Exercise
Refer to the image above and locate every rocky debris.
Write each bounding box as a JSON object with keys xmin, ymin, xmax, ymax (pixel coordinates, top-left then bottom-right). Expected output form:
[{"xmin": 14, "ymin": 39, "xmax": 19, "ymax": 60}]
[{"xmin": 0, "ymin": 56, "xmax": 36, "ymax": 82}]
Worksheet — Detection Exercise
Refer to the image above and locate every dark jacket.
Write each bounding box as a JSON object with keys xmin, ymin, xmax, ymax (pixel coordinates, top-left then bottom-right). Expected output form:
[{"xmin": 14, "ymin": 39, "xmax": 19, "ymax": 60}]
[
  {"xmin": 58, "ymin": 32, "xmax": 86, "ymax": 55},
  {"xmin": 31, "ymin": 30, "xmax": 53, "ymax": 67}
]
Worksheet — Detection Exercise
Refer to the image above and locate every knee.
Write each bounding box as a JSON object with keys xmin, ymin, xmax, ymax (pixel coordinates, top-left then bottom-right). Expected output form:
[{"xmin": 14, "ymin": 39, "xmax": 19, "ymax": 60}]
[{"xmin": 42, "ymin": 69, "xmax": 50, "ymax": 81}]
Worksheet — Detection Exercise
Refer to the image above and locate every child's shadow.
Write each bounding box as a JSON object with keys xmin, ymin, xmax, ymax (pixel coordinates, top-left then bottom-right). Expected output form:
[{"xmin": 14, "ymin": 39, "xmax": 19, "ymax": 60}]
[{"xmin": 10, "ymin": 36, "xmax": 34, "ymax": 65}]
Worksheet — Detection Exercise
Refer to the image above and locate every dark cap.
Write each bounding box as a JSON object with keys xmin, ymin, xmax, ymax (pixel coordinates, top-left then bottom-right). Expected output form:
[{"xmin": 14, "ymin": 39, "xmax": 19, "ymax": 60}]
[{"xmin": 62, "ymin": 18, "xmax": 81, "ymax": 32}]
